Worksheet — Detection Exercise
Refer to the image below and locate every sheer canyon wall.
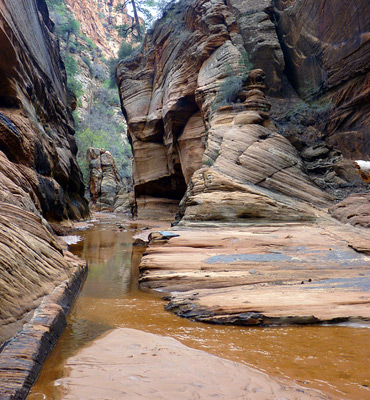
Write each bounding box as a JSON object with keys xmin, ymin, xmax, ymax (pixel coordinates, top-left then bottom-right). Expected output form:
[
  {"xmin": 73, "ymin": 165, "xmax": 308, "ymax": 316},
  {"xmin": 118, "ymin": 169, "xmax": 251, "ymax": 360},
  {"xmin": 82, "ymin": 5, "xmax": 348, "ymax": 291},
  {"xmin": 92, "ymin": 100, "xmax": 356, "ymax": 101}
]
[
  {"xmin": 0, "ymin": 0, "xmax": 88, "ymax": 344},
  {"xmin": 117, "ymin": 0, "xmax": 370, "ymax": 221}
]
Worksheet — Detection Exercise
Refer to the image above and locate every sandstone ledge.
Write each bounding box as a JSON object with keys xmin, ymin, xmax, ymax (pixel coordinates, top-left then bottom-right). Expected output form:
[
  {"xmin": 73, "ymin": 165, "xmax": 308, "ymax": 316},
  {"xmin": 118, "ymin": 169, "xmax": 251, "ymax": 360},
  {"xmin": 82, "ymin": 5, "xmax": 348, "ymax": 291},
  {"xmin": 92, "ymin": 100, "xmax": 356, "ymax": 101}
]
[
  {"xmin": 140, "ymin": 220, "xmax": 370, "ymax": 326},
  {"xmin": 0, "ymin": 263, "xmax": 87, "ymax": 400}
]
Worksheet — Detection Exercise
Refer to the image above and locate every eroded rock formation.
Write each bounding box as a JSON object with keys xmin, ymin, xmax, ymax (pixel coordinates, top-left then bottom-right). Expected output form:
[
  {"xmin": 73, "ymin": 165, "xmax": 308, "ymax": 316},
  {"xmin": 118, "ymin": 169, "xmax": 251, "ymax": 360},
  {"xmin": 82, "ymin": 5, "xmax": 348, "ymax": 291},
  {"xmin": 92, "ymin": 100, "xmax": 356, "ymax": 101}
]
[
  {"xmin": 0, "ymin": 0, "xmax": 88, "ymax": 348},
  {"xmin": 0, "ymin": 0, "xmax": 88, "ymax": 222},
  {"xmin": 179, "ymin": 69, "xmax": 330, "ymax": 222},
  {"xmin": 329, "ymin": 193, "xmax": 370, "ymax": 228},
  {"xmin": 87, "ymin": 147, "xmax": 130, "ymax": 213},
  {"xmin": 274, "ymin": 0, "xmax": 370, "ymax": 160},
  {"xmin": 118, "ymin": 0, "xmax": 370, "ymax": 221}
]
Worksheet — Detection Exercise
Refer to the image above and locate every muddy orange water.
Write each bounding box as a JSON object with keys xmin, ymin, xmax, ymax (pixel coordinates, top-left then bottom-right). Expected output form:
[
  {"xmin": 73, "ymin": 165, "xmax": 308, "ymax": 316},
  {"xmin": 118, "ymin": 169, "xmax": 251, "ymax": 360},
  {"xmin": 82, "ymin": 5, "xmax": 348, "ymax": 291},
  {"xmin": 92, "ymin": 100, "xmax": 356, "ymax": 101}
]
[{"xmin": 29, "ymin": 214, "xmax": 370, "ymax": 400}]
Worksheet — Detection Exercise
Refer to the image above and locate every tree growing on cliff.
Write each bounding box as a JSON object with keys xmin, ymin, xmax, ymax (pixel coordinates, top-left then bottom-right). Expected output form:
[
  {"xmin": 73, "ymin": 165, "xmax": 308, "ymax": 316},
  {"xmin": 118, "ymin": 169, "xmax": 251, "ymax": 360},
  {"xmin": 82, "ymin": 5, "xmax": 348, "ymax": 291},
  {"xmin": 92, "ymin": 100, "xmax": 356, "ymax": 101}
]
[
  {"xmin": 115, "ymin": 0, "xmax": 144, "ymax": 41},
  {"xmin": 62, "ymin": 18, "xmax": 81, "ymax": 55},
  {"xmin": 45, "ymin": 0, "xmax": 80, "ymax": 55},
  {"xmin": 114, "ymin": 0, "xmax": 171, "ymax": 41}
]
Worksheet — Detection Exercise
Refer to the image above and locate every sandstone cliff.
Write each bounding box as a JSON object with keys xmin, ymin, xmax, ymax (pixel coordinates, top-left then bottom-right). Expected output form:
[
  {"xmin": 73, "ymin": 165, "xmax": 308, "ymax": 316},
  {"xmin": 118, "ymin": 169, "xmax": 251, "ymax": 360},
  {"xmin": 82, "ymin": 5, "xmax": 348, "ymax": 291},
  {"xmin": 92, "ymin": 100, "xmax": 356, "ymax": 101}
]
[
  {"xmin": 274, "ymin": 0, "xmax": 370, "ymax": 160},
  {"xmin": 65, "ymin": 0, "xmax": 131, "ymax": 58},
  {"xmin": 0, "ymin": 0, "xmax": 88, "ymax": 345},
  {"xmin": 117, "ymin": 0, "xmax": 369, "ymax": 221},
  {"xmin": 87, "ymin": 147, "xmax": 130, "ymax": 212},
  {"xmin": 0, "ymin": 0, "xmax": 89, "ymax": 221}
]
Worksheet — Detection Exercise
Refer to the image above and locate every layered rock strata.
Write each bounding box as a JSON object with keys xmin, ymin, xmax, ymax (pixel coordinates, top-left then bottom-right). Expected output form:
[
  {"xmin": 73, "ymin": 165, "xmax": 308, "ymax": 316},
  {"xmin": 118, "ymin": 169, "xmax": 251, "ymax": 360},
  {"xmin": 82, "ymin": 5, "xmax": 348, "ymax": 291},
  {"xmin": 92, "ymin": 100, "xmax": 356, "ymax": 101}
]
[
  {"xmin": 178, "ymin": 69, "xmax": 330, "ymax": 222},
  {"xmin": 0, "ymin": 0, "xmax": 89, "ymax": 222},
  {"xmin": 0, "ymin": 0, "xmax": 89, "ymax": 389},
  {"xmin": 117, "ymin": 0, "xmax": 339, "ymax": 221},
  {"xmin": 87, "ymin": 147, "xmax": 130, "ymax": 213},
  {"xmin": 0, "ymin": 248, "xmax": 87, "ymax": 400},
  {"xmin": 140, "ymin": 220, "xmax": 370, "ymax": 326},
  {"xmin": 117, "ymin": 0, "xmax": 370, "ymax": 218}
]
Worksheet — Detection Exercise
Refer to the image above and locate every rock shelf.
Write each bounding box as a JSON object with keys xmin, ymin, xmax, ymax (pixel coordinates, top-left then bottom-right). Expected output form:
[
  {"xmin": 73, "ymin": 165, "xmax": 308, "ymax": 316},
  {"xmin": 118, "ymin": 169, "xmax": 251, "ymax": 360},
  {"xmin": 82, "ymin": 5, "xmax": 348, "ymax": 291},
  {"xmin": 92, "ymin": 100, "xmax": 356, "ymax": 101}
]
[{"xmin": 140, "ymin": 219, "xmax": 370, "ymax": 326}]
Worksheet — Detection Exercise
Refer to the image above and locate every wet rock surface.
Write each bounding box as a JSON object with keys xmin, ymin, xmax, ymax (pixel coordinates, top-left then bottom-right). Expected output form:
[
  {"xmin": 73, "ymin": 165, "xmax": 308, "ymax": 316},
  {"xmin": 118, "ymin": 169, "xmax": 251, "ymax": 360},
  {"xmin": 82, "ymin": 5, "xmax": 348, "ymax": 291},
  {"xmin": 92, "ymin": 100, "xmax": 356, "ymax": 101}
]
[
  {"xmin": 55, "ymin": 327, "xmax": 332, "ymax": 399},
  {"xmin": 0, "ymin": 260, "xmax": 87, "ymax": 400},
  {"xmin": 140, "ymin": 218, "xmax": 370, "ymax": 325}
]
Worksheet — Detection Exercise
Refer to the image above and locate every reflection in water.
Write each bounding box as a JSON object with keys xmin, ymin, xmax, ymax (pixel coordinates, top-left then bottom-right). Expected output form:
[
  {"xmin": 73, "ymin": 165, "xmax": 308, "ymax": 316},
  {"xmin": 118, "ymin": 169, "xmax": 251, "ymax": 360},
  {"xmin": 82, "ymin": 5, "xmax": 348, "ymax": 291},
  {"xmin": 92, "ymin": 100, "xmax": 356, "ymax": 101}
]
[{"xmin": 29, "ymin": 214, "xmax": 370, "ymax": 400}]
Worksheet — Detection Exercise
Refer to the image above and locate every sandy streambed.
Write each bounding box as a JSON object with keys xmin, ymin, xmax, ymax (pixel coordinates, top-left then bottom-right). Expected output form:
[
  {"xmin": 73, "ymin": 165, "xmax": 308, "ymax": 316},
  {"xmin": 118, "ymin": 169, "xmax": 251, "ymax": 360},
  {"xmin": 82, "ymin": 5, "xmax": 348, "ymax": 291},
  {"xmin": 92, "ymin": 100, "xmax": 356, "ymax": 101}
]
[{"xmin": 56, "ymin": 328, "xmax": 331, "ymax": 400}]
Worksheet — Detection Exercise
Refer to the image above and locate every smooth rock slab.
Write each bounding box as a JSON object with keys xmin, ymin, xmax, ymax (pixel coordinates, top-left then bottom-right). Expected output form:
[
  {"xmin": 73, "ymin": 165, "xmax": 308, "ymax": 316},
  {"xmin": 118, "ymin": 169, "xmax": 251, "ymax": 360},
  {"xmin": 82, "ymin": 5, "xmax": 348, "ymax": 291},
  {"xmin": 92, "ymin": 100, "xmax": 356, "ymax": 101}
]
[
  {"xmin": 140, "ymin": 219, "xmax": 370, "ymax": 325},
  {"xmin": 56, "ymin": 328, "xmax": 331, "ymax": 400}
]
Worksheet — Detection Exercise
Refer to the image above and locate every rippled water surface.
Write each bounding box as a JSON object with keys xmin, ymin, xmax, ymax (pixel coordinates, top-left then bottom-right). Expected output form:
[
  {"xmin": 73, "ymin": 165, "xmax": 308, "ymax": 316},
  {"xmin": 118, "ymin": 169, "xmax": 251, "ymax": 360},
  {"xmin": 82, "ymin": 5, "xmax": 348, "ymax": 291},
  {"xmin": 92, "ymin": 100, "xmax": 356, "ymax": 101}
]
[{"xmin": 29, "ymin": 214, "xmax": 370, "ymax": 399}]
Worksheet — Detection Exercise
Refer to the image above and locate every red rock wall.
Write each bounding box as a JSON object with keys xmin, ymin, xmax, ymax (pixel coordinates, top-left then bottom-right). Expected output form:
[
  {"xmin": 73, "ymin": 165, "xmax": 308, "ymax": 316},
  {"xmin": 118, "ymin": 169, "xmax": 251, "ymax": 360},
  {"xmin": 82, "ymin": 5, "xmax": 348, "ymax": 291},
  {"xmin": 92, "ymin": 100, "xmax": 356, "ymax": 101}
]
[
  {"xmin": 274, "ymin": 0, "xmax": 370, "ymax": 159},
  {"xmin": 65, "ymin": 0, "xmax": 130, "ymax": 58},
  {"xmin": 0, "ymin": 0, "xmax": 89, "ymax": 221}
]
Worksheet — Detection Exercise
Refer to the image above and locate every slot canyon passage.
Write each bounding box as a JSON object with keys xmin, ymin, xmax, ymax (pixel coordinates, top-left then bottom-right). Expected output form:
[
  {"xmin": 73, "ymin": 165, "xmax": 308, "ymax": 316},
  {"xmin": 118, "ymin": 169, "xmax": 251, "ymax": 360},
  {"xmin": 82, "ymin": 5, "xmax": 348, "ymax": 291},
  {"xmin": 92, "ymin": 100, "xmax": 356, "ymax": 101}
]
[{"xmin": 0, "ymin": 0, "xmax": 370, "ymax": 399}]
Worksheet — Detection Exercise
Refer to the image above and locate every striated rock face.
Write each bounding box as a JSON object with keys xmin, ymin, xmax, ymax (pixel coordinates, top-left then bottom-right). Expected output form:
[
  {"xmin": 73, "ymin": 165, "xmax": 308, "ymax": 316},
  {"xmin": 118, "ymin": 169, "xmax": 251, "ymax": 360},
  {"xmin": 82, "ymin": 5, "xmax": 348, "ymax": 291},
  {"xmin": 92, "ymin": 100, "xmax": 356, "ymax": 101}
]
[
  {"xmin": 0, "ymin": 0, "xmax": 89, "ymax": 221},
  {"xmin": 226, "ymin": 0, "xmax": 285, "ymax": 95},
  {"xmin": 179, "ymin": 71, "xmax": 330, "ymax": 222},
  {"xmin": 140, "ymin": 222, "xmax": 370, "ymax": 327},
  {"xmin": 274, "ymin": 0, "xmax": 370, "ymax": 160},
  {"xmin": 0, "ymin": 0, "xmax": 88, "ymax": 346},
  {"xmin": 118, "ymin": 0, "xmax": 370, "ymax": 221},
  {"xmin": 87, "ymin": 147, "xmax": 130, "ymax": 213},
  {"xmin": 0, "ymin": 203, "xmax": 85, "ymax": 345},
  {"xmin": 117, "ymin": 0, "xmax": 331, "ymax": 221}
]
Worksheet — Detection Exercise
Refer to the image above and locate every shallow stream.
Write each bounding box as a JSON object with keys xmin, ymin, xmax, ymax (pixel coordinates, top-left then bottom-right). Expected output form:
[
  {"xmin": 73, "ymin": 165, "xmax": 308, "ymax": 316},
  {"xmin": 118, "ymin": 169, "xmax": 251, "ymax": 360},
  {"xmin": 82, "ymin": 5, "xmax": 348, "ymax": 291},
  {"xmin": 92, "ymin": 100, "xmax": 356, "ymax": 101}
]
[{"xmin": 29, "ymin": 214, "xmax": 370, "ymax": 399}]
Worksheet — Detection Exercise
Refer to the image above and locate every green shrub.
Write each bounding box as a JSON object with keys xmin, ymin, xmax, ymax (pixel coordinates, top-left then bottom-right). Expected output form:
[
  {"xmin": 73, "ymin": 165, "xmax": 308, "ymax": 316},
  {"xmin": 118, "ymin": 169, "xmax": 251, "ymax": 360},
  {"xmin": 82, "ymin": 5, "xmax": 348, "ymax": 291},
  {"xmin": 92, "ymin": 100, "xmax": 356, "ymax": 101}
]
[
  {"xmin": 65, "ymin": 55, "xmax": 78, "ymax": 77},
  {"xmin": 216, "ymin": 75, "xmax": 243, "ymax": 106},
  {"xmin": 118, "ymin": 42, "xmax": 135, "ymax": 59},
  {"xmin": 211, "ymin": 52, "xmax": 253, "ymax": 111},
  {"xmin": 64, "ymin": 55, "xmax": 83, "ymax": 97},
  {"xmin": 75, "ymin": 95, "xmax": 132, "ymax": 183},
  {"xmin": 82, "ymin": 55, "xmax": 94, "ymax": 76},
  {"xmin": 202, "ymin": 157, "xmax": 214, "ymax": 167},
  {"xmin": 85, "ymin": 37, "xmax": 95, "ymax": 49},
  {"xmin": 68, "ymin": 78, "xmax": 84, "ymax": 98},
  {"xmin": 93, "ymin": 63, "xmax": 107, "ymax": 82}
]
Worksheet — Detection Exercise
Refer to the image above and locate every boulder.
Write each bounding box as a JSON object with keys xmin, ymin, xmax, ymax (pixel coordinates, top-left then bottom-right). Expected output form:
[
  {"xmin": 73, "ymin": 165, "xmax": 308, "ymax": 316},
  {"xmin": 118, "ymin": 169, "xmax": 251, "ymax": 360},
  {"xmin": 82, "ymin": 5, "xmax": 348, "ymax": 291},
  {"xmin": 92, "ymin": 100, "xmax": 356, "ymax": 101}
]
[{"xmin": 329, "ymin": 193, "xmax": 370, "ymax": 228}]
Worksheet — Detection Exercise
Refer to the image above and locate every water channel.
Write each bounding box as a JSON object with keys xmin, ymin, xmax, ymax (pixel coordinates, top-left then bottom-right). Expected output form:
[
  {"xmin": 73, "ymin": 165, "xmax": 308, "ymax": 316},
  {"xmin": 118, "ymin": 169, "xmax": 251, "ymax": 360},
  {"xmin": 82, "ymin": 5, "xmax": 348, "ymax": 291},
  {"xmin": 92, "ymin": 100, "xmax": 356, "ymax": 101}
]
[{"xmin": 29, "ymin": 214, "xmax": 370, "ymax": 399}]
